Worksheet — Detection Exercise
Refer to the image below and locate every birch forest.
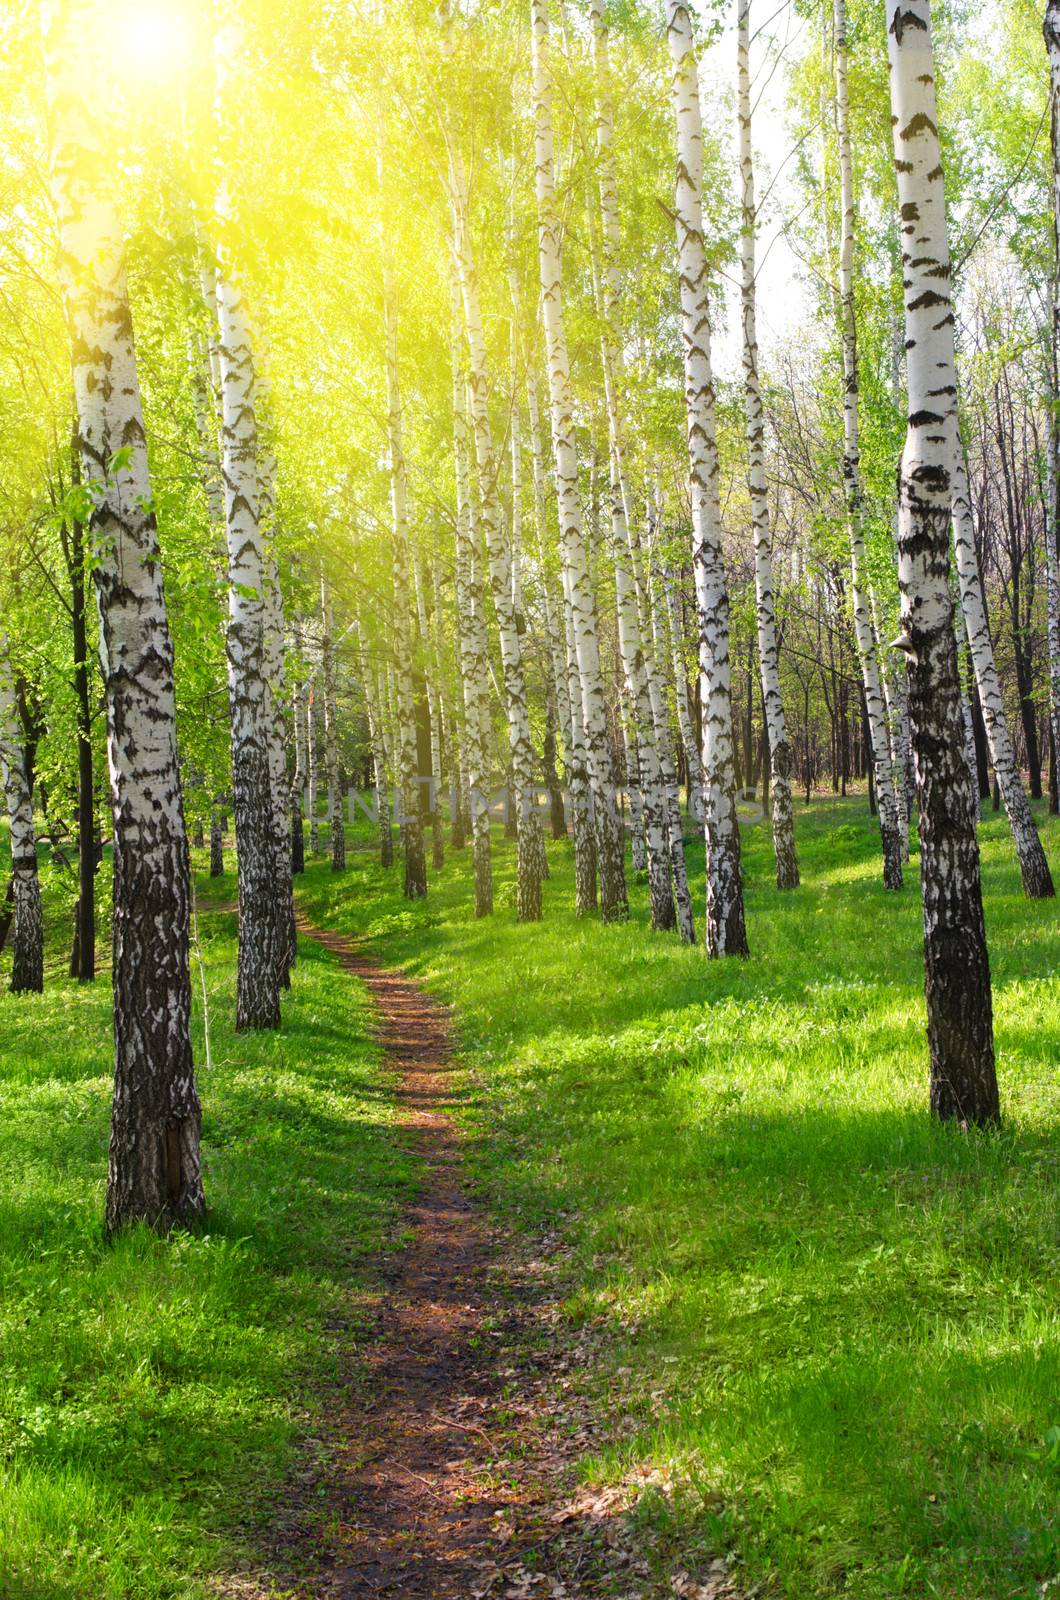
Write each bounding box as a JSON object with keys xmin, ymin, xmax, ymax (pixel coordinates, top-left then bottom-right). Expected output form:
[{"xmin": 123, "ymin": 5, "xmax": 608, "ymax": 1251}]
[{"xmin": 0, "ymin": 0, "xmax": 1058, "ymax": 1596}]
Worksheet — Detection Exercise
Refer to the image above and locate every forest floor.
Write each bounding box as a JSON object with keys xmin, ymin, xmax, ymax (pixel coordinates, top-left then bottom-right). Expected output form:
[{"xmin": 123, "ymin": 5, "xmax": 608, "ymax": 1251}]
[
  {"xmin": 278, "ymin": 917, "xmax": 735, "ymax": 1600},
  {"xmin": 0, "ymin": 797, "xmax": 1057, "ymax": 1600}
]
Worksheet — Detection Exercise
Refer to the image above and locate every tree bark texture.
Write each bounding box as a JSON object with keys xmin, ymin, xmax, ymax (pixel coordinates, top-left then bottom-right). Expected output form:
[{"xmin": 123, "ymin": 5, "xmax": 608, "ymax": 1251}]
[
  {"xmin": 531, "ymin": 0, "xmax": 627, "ymax": 922},
  {"xmin": 44, "ymin": 0, "xmax": 204, "ymax": 1227},
  {"xmin": 0, "ymin": 649, "xmax": 43, "ymax": 995},
  {"xmin": 738, "ymin": 0, "xmax": 800, "ymax": 892},
  {"xmin": 886, "ymin": 0, "xmax": 998, "ymax": 1124},
  {"xmin": 835, "ymin": 0, "xmax": 904, "ymax": 891},
  {"xmin": 666, "ymin": 0, "xmax": 749, "ymax": 956}
]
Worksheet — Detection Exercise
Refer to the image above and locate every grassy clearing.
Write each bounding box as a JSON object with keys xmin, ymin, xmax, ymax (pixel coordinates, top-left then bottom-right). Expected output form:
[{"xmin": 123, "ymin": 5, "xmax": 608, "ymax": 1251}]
[
  {"xmin": 298, "ymin": 798, "xmax": 1060, "ymax": 1600},
  {"xmin": 0, "ymin": 862, "xmax": 413, "ymax": 1600}
]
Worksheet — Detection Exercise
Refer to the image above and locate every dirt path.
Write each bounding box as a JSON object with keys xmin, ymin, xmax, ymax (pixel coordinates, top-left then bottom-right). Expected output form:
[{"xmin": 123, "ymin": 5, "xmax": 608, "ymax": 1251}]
[
  {"xmin": 296, "ymin": 917, "xmax": 549, "ymax": 1597},
  {"xmin": 235, "ymin": 916, "xmax": 740, "ymax": 1600}
]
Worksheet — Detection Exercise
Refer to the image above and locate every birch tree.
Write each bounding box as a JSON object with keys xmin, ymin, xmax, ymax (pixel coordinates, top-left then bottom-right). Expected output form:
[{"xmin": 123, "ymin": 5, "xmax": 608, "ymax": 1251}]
[
  {"xmin": 651, "ymin": 492, "xmax": 705, "ymax": 826},
  {"xmin": 590, "ymin": 0, "xmax": 680, "ymax": 932},
  {"xmin": 354, "ymin": 615, "xmax": 394, "ymax": 869},
  {"xmin": 737, "ymin": 0, "xmax": 799, "ymax": 892},
  {"xmin": 308, "ymin": 667, "xmax": 320, "ymax": 854},
  {"xmin": 321, "ymin": 572, "xmax": 345, "ymax": 874},
  {"xmin": 0, "ymin": 648, "xmax": 43, "ymax": 994},
  {"xmin": 208, "ymin": 10, "xmax": 286, "ymax": 1026},
  {"xmin": 834, "ymin": 0, "xmax": 903, "ymax": 891},
  {"xmin": 214, "ymin": 252, "xmax": 283, "ymax": 1026},
  {"xmin": 531, "ymin": 0, "xmax": 627, "ymax": 922},
  {"xmin": 381, "ymin": 199, "xmax": 427, "ymax": 902},
  {"xmin": 630, "ymin": 504, "xmax": 697, "ymax": 941},
  {"xmin": 43, "ymin": 0, "xmax": 204, "ymax": 1228},
  {"xmin": 450, "ymin": 281, "xmax": 493, "ymax": 916},
  {"xmin": 885, "ymin": 0, "xmax": 998, "ymax": 1124},
  {"xmin": 527, "ymin": 354, "xmax": 598, "ymax": 908},
  {"xmin": 1043, "ymin": 0, "xmax": 1060, "ymax": 820},
  {"xmin": 256, "ymin": 384, "xmax": 295, "ymax": 972},
  {"xmin": 290, "ymin": 622, "xmax": 307, "ymax": 875},
  {"xmin": 951, "ymin": 448, "xmax": 1053, "ymax": 898},
  {"xmin": 414, "ymin": 553, "xmax": 445, "ymax": 872},
  {"xmin": 666, "ymin": 0, "xmax": 748, "ymax": 957},
  {"xmin": 450, "ymin": 164, "xmax": 544, "ymax": 921}
]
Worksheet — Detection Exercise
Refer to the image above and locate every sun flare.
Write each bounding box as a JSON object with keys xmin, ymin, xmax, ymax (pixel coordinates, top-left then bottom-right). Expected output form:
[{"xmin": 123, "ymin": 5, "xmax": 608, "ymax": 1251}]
[{"xmin": 112, "ymin": 1, "xmax": 190, "ymax": 77}]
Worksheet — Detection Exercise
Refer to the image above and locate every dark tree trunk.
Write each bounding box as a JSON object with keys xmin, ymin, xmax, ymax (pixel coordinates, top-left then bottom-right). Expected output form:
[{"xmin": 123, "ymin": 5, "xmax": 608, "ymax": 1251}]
[
  {"xmin": 543, "ymin": 711, "xmax": 567, "ymax": 839},
  {"xmin": 210, "ymin": 808, "xmax": 225, "ymax": 878},
  {"xmin": 380, "ymin": 789, "xmax": 395, "ymax": 867},
  {"xmin": 1014, "ymin": 637, "xmax": 1042, "ymax": 798}
]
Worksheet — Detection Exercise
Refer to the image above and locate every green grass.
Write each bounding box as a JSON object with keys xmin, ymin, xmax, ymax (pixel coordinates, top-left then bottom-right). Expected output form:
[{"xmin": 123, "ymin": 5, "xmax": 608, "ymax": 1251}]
[
  {"xmin": 298, "ymin": 799, "xmax": 1060, "ymax": 1600},
  {"xmin": 0, "ymin": 861, "xmax": 414, "ymax": 1599}
]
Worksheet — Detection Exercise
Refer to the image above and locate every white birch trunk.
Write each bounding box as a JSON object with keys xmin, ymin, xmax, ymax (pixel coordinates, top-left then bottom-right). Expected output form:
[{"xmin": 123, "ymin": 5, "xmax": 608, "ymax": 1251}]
[
  {"xmin": 450, "ymin": 172, "xmax": 544, "ymax": 921},
  {"xmin": 381, "ymin": 215, "xmax": 427, "ymax": 901},
  {"xmin": 637, "ymin": 505, "xmax": 697, "ymax": 941},
  {"xmin": 320, "ymin": 573, "xmax": 345, "ymax": 874},
  {"xmin": 951, "ymin": 449, "xmax": 1053, "ymax": 895},
  {"xmin": 528, "ymin": 359, "xmax": 599, "ymax": 904},
  {"xmin": 738, "ymin": 0, "xmax": 799, "ymax": 891},
  {"xmin": 590, "ymin": 0, "xmax": 679, "ymax": 931},
  {"xmin": 621, "ymin": 712, "xmax": 648, "ymax": 872},
  {"xmin": 307, "ymin": 668, "xmax": 320, "ymax": 854},
  {"xmin": 290, "ymin": 621, "xmax": 306, "ymax": 875},
  {"xmin": 506, "ymin": 257, "xmax": 550, "ymax": 886},
  {"xmin": 450, "ymin": 282, "xmax": 493, "ymax": 917},
  {"xmin": 654, "ymin": 509, "xmax": 706, "ymax": 825},
  {"xmin": 354, "ymin": 621, "xmax": 394, "ymax": 868},
  {"xmin": 531, "ymin": 0, "xmax": 627, "ymax": 921},
  {"xmin": 0, "ymin": 648, "xmax": 43, "ymax": 994},
  {"xmin": 1044, "ymin": 2, "xmax": 1060, "ymax": 813},
  {"xmin": 666, "ymin": 0, "xmax": 748, "ymax": 955},
  {"xmin": 1046, "ymin": 382, "xmax": 1060, "ymax": 802},
  {"xmin": 255, "ymin": 372, "xmax": 295, "ymax": 966},
  {"xmin": 886, "ymin": 0, "xmax": 997, "ymax": 1124},
  {"xmin": 834, "ymin": 0, "xmax": 903, "ymax": 891},
  {"xmin": 214, "ymin": 260, "xmax": 283, "ymax": 1027},
  {"xmin": 212, "ymin": 10, "xmax": 284, "ymax": 1025},
  {"xmin": 414, "ymin": 553, "xmax": 445, "ymax": 871},
  {"xmin": 43, "ymin": 0, "xmax": 203, "ymax": 1229}
]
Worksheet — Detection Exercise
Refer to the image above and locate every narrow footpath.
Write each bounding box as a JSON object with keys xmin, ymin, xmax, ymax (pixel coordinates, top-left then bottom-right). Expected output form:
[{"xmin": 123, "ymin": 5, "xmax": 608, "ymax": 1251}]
[
  {"xmin": 299, "ymin": 916, "xmax": 511, "ymax": 1595},
  {"xmin": 272, "ymin": 917, "xmax": 738, "ymax": 1600}
]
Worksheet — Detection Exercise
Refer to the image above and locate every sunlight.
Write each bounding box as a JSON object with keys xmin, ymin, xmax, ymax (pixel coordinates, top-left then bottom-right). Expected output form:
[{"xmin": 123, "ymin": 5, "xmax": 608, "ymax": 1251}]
[{"xmin": 112, "ymin": 1, "xmax": 189, "ymax": 77}]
